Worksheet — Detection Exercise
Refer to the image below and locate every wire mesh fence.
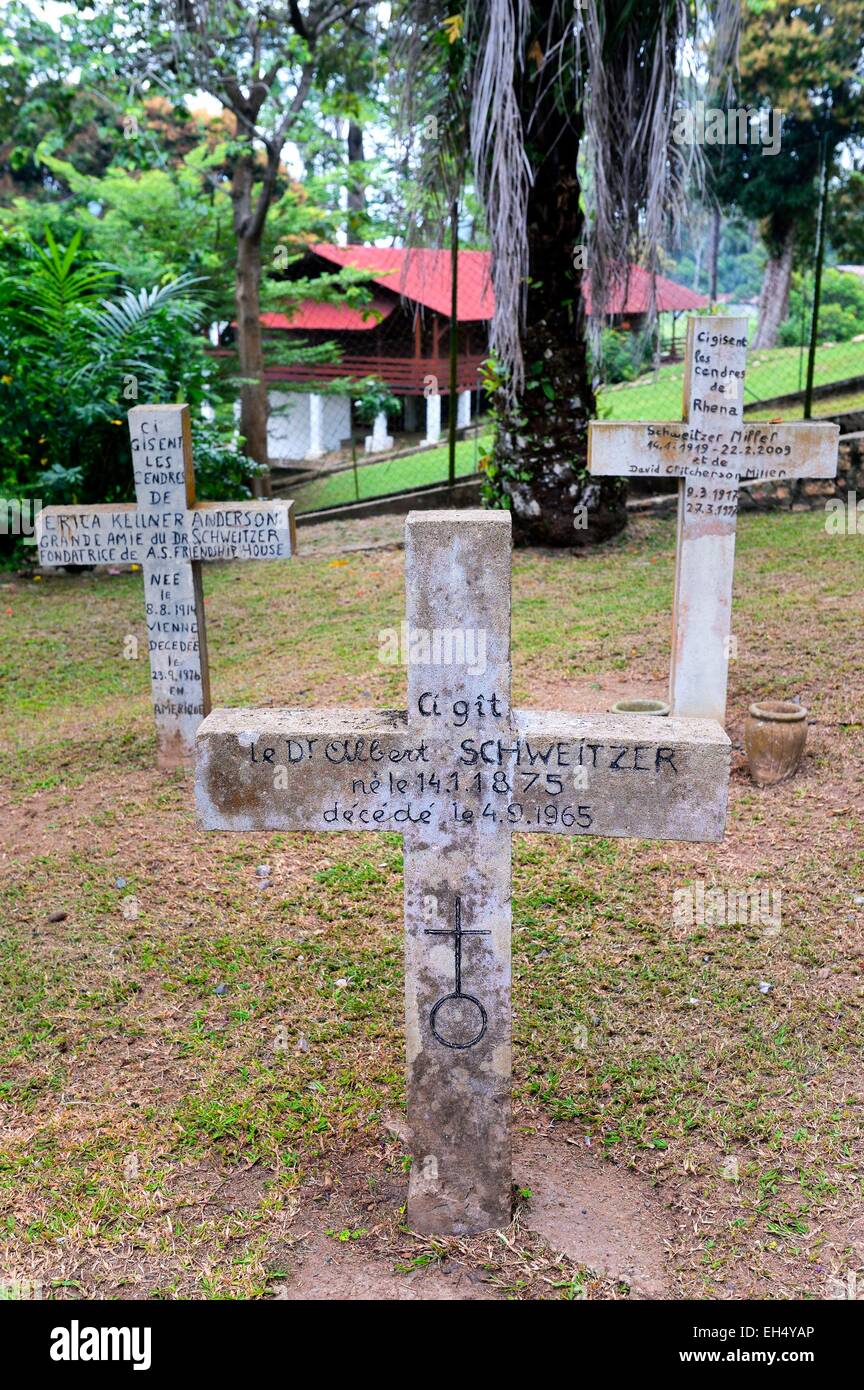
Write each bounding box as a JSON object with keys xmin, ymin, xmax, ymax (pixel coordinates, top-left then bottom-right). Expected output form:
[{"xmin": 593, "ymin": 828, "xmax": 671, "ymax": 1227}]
[
  {"xmin": 255, "ymin": 242, "xmax": 864, "ymax": 517},
  {"xmin": 597, "ymin": 306, "xmax": 864, "ymax": 425},
  {"xmin": 267, "ymin": 382, "xmax": 491, "ymax": 516},
  {"xmin": 247, "ymin": 243, "xmax": 493, "ymax": 514}
]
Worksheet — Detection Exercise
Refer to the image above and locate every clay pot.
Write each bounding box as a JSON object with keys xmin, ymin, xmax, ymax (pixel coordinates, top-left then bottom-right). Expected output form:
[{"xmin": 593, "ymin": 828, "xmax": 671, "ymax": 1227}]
[
  {"xmin": 610, "ymin": 699, "xmax": 670, "ymax": 716},
  {"xmin": 744, "ymin": 700, "xmax": 808, "ymax": 786}
]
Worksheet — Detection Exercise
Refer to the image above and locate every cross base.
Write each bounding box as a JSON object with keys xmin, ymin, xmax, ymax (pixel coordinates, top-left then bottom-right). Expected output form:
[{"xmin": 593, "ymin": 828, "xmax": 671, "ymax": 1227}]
[{"xmin": 406, "ymin": 1117, "xmax": 511, "ymax": 1235}]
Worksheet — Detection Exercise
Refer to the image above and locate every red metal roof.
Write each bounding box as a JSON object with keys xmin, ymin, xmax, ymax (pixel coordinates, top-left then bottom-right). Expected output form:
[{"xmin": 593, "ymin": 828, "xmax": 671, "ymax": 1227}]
[
  {"xmin": 261, "ymin": 296, "xmax": 394, "ymax": 331},
  {"xmin": 582, "ymin": 263, "xmax": 709, "ymax": 315},
  {"xmin": 307, "ymin": 243, "xmax": 495, "ymax": 320},
  {"xmin": 269, "ymin": 245, "xmax": 707, "ymax": 328}
]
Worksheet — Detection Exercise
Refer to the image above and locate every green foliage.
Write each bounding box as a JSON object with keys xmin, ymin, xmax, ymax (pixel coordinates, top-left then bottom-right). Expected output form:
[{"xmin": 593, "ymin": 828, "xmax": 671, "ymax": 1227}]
[
  {"xmin": 476, "ymin": 356, "xmax": 518, "ymax": 511},
  {"xmin": 21, "ymin": 144, "xmax": 346, "ymax": 310},
  {"xmin": 354, "ymin": 381, "xmax": 400, "ymax": 425},
  {"xmin": 0, "ymin": 1, "xmax": 129, "ymax": 196},
  {"xmin": 818, "ymin": 266, "xmax": 864, "ymax": 316},
  {"xmin": 0, "ymin": 228, "xmax": 248, "ymax": 564},
  {"xmin": 830, "ymin": 168, "xmax": 864, "ymax": 262},
  {"xmin": 29, "ymin": 146, "xmax": 236, "ymax": 298},
  {"xmin": 809, "ymin": 300, "xmax": 863, "ymax": 342},
  {"xmin": 595, "ymin": 328, "xmax": 652, "ymax": 385},
  {"xmin": 778, "ymin": 268, "xmax": 864, "ymax": 345},
  {"xmin": 190, "ymin": 421, "xmax": 264, "ymax": 500},
  {"xmin": 708, "ymin": 1, "xmax": 864, "ymax": 261}
]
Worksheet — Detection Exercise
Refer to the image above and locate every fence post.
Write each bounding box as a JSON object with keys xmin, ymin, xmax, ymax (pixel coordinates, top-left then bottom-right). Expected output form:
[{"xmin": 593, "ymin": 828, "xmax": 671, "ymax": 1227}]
[
  {"xmin": 448, "ymin": 199, "xmax": 459, "ymax": 488},
  {"xmin": 804, "ymin": 131, "xmax": 830, "ymax": 421}
]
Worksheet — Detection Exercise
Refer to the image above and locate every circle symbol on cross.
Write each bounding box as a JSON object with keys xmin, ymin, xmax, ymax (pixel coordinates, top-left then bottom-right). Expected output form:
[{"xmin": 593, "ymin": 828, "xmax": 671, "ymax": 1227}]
[
  {"xmin": 430, "ymin": 991, "xmax": 488, "ymax": 1050},
  {"xmin": 425, "ymin": 896, "xmax": 491, "ymax": 1050}
]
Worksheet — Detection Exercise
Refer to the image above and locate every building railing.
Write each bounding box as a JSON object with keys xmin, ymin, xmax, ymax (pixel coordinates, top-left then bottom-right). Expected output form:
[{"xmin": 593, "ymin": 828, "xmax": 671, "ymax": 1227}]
[{"xmin": 262, "ymin": 354, "xmax": 486, "ymax": 395}]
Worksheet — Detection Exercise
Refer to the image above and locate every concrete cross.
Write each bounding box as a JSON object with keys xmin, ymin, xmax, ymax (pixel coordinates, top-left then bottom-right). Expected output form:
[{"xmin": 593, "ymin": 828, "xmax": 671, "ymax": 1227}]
[
  {"xmin": 196, "ymin": 510, "xmax": 730, "ymax": 1236},
  {"xmin": 588, "ymin": 316, "xmax": 839, "ymax": 722},
  {"xmin": 36, "ymin": 404, "xmax": 295, "ymax": 769}
]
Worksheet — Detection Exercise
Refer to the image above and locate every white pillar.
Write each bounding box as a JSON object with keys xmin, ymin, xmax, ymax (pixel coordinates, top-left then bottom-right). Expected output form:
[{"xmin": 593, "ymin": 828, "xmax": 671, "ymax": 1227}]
[
  {"xmin": 457, "ymin": 390, "xmax": 472, "ymax": 429},
  {"xmin": 305, "ymin": 393, "xmax": 324, "ymax": 460},
  {"xmin": 365, "ymin": 410, "xmax": 394, "ymax": 454},
  {"xmin": 423, "ymin": 393, "xmax": 441, "ymax": 447}
]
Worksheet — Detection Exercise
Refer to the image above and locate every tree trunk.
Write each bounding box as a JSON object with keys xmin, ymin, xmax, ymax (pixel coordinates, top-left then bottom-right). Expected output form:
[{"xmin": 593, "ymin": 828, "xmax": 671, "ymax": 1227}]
[
  {"xmin": 347, "ymin": 120, "xmax": 365, "ymax": 244},
  {"xmin": 692, "ymin": 233, "xmax": 703, "ymax": 294},
  {"xmin": 709, "ymin": 208, "xmax": 721, "ymax": 305},
  {"xmin": 752, "ymin": 224, "xmax": 795, "ymax": 349},
  {"xmin": 235, "ymin": 232, "xmax": 270, "ymax": 495},
  {"xmin": 231, "ymin": 151, "xmax": 270, "ymax": 496},
  {"xmin": 492, "ymin": 100, "xmax": 625, "ymax": 547}
]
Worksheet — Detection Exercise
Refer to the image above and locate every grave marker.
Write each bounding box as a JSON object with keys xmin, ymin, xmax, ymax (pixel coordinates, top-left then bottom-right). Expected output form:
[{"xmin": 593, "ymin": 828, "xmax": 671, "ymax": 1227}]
[
  {"xmin": 196, "ymin": 510, "xmax": 731, "ymax": 1235},
  {"xmin": 37, "ymin": 404, "xmax": 295, "ymax": 769},
  {"xmin": 588, "ymin": 317, "xmax": 839, "ymax": 722}
]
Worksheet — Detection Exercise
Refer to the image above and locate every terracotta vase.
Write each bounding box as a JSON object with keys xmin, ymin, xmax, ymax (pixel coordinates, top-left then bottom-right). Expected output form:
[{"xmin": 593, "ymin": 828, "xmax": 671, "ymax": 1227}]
[
  {"xmin": 744, "ymin": 700, "xmax": 808, "ymax": 786},
  {"xmin": 610, "ymin": 699, "xmax": 670, "ymax": 716}
]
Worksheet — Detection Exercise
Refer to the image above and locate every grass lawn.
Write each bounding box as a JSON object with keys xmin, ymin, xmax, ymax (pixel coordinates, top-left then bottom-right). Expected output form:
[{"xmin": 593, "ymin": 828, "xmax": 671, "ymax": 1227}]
[
  {"xmin": 600, "ymin": 339, "xmax": 864, "ymax": 421},
  {"xmin": 285, "ymin": 341, "xmax": 864, "ymax": 519},
  {"xmin": 1, "ymin": 509, "xmax": 863, "ymax": 1299},
  {"xmin": 747, "ymin": 386, "xmax": 864, "ymax": 422},
  {"xmin": 289, "ymin": 432, "xmax": 490, "ymax": 514}
]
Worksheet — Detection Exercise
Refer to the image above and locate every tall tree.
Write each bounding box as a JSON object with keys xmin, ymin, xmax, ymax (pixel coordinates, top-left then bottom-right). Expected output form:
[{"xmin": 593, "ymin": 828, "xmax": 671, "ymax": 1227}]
[
  {"xmin": 0, "ymin": 0, "xmax": 134, "ymax": 201},
  {"xmin": 339, "ymin": 11, "xmax": 379, "ymax": 244},
  {"xmin": 710, "ymin": 0, "xmax": 864, "ymax": 348},
  {"xmin": 399, "ymin": 1, "xmax": 739, "ymax": 546},
  {"xmin": 61, "ymin": 1, "xmax": 374, "ymax": 491},
  {"xmin": 346, "ymin": 119, "xmax": 365, "ymax": 242}
]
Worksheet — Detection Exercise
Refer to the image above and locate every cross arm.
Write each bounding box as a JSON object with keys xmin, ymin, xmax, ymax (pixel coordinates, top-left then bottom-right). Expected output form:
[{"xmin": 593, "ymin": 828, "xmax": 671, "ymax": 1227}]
[
  {"xmin": 738, "ymin": 422, "xmax": 838, "ymax": 480},
  {"xmin": 185, "ymin": 501, "xmax": 295, "ymax": 560},
  {"xmin": 36, "ymin": 503, "xmax": 145, "ymax": 567},
  {"xmin": 196, "ymin": 706, "xmax": 413, "ymax": 832},
  {"xmin": 36, "ymin": 500, "xmax": 296, "ymax": 567},
  {"xmin": 588, "ymin": 421, "xmax": 685, "ymax": 480},
  {"xmin": 196, "ymin": 707, "xmax": 730, "ymax": 843},
  {"xmin": 512, "ymin": 711, "xmax": 729, "ymax": 841},
  {"xmin": 588, "ymin": 420, "xmax": 839, "ymax": 483}
]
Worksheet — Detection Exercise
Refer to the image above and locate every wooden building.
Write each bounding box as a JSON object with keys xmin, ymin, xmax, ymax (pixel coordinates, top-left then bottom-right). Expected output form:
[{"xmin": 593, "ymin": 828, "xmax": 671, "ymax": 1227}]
[{"xmin": 257, "ymin": 244, "xmax": 707, "ymax": 460}]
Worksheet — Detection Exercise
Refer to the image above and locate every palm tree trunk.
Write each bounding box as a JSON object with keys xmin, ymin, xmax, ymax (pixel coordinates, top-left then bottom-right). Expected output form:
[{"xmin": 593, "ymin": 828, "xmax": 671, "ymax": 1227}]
[{"xmin": 492, "ymin": 85, "xmax": 625, "ymax": 546}]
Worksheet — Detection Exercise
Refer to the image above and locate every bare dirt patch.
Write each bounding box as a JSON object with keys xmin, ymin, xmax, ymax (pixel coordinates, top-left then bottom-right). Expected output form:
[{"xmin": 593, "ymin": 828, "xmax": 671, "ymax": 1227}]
[{"xmin": 516, "ymin": 1131, "xmax": 672, "ymax": 1297}]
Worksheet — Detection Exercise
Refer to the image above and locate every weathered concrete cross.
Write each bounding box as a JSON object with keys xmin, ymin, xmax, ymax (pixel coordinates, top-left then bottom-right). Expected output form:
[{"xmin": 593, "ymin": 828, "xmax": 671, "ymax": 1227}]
[
  {"xmin": 196, "ymin": 510, "xmax": 730, "ymax": 1235},
  {"xmin": 588, "ymin": 316, "xmax": 839, "ymax": 722},
  {"xmin": 37, "ymin": 404, "xmax": 295, "ymax": 769}
]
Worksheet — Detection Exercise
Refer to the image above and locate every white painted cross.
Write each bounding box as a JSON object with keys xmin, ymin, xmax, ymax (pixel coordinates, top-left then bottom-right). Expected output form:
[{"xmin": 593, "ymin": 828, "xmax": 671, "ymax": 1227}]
[
  {"xmin": 37, "ymin": 404, "xmax": 295, "ymax": 769},
  {"xmin": 588, "ymin": 317, "xmax": 839, "ymax": 722},
  {"xmin": 196, "ymin": 510, "xmax": 730, "ymax": 1236}
]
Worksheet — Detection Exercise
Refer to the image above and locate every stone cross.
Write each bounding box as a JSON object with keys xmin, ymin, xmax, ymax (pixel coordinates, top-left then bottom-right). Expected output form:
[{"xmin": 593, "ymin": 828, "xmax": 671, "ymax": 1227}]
[
  {"xmin": 588, "ymin": 317, "xmax": 839, "ymax": 722},
  {"xmin": 196, "ymin": 510, "xmax": 730, "ymax": 1236},
  {"xmin": 37, "ymin": 404, "xmax": 295, "ymax": 769}
]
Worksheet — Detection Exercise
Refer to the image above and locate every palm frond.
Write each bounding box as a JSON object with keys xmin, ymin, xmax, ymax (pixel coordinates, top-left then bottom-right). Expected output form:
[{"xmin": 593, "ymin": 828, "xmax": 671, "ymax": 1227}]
[
  {"xmin": 395, "ymin": 0, "xmax": 741, "ymax": 396},
  {"xmin": 10, "ymin": 230, "xmax": 116, "ymax": 345},
  {"xmin": 465, "ymin": 0, "xmax": 532, "ymax": 392},
  {"xmin": 75, "ymin": 275, "xmax": 206, "ymax": 386}
]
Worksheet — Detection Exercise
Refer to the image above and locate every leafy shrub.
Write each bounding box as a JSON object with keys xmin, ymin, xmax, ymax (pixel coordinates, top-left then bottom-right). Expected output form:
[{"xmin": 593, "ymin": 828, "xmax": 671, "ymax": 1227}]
[
  {"xmin": 594, "ymin": 327, "xmax": 652, "ymax": 384},
  {"xmin": 0, "ymin": 228, "xmax": 251, "ymax": 565},
  {"xmin": 354, "ymin": 380, "xmax": 400, "ymax": 425},
  {"xmin": 778, "ymin": 268, "xmax": 864, "ymax": 346}
]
